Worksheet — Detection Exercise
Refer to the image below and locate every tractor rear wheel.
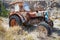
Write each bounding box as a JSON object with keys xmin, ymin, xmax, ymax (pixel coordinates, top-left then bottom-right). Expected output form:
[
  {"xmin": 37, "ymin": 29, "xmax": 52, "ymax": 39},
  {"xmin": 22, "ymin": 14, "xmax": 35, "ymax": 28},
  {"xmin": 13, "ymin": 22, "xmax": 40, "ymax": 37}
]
[
  {"xmin": 49, "ymin": 20, "xmax": 54, "ymax": 28},
  {"xmin": 9, "ymin": 15, "xmax": 22, "ymax": 27},
  {"xmin": 37, "ymin": 22, "xmax": 52, "ymax": 36},
  {"xmin": 45, "ymin": 20, "xmax": 54, "ymax": 28}
]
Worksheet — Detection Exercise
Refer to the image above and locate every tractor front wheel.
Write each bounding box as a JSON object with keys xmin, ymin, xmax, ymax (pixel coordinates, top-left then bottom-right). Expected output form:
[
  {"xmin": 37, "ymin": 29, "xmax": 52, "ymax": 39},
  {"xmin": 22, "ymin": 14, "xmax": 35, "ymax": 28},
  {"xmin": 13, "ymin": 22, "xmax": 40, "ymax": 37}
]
[{"xmin": 9, "ymin": 15, "xmax": 22, "ymax": 27}]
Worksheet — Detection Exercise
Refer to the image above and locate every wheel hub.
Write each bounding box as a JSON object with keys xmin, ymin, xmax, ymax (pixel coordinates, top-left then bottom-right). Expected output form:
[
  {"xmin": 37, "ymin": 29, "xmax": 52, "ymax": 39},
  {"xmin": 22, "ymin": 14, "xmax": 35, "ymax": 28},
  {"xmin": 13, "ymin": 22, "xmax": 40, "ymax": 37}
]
[{"xmin": 10, "ymin": 19, "xmax": 18, "ymax": 26}]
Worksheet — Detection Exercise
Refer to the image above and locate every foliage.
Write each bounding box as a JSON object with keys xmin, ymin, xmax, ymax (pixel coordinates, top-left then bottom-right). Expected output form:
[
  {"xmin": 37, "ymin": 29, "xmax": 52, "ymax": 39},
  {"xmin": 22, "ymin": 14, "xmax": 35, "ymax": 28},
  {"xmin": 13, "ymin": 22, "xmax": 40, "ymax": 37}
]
[{"xmin": 0, "ymin": 1, "xmax": 9, "ymax": 17}]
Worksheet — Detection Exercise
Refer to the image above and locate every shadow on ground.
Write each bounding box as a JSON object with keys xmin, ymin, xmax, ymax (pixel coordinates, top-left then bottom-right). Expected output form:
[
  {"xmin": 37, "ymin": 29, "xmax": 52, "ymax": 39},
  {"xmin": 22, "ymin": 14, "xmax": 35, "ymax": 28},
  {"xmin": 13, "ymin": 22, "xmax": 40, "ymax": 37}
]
[{"xmin": 53, "ymin": 28, "xmax": 60, "ymax": 36}]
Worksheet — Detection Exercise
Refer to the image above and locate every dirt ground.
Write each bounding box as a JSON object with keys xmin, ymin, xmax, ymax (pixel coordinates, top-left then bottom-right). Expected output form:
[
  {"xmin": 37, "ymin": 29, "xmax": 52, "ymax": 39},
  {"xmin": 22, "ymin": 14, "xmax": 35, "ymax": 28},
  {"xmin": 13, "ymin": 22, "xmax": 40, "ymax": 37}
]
[{"xmin": 0, "ymin": 17, "xmax": 60, "ymax": 40}]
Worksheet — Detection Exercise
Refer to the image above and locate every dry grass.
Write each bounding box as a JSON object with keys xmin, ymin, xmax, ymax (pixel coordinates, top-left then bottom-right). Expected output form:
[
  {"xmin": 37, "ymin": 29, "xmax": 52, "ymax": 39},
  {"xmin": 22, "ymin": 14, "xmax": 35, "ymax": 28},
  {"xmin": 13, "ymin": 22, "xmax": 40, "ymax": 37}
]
[
  {"xmin": 49, "ymin": 17, "xmax": 55, "ymax": 21},
  {"xmin": 0, "ymin": 17, "xmax": 60, "ymax": 40},
  {"xmin": 0, "ymin": 20, "xmax": 5, "ymax": 40},
  {"xmin": 0, "ymin": 23, "xmax": 5, "ymax": 33},
  {"xmin": 0, "ymin": 25, "xmax": 60, "ymax": 40},
  {"xmin": 25, "ymin": 35, "xmax": 34, "ymax": 40},
  {"xmin": 4, "ymin": 26, "xmax": 22, "ymax": 40},
  {"xmin": 4, "ymin": 26, "xmax": 60, "ymax": 40},
  {"xmin": 0, "ymin": 19, "xmax": 5, "ymax": 33},
  {"xmin": 0, "ymin": 18, "xmax": 3, "ymax": 25},
  {"xmin": 0, "ymin": 26, "xmax": 5, "ymax": 33},
  {"xmin": 4, "ymin": 26, "xmax": 28, "ymax": 40}
]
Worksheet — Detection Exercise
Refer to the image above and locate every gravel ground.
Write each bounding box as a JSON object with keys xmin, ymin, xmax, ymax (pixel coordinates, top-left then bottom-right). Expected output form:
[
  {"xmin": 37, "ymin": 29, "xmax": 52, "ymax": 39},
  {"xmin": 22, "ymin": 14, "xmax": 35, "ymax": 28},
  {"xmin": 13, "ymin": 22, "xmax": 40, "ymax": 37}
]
[{"xmin": 0, "ymin": 17, "xmax": 60, "ymax": 40}]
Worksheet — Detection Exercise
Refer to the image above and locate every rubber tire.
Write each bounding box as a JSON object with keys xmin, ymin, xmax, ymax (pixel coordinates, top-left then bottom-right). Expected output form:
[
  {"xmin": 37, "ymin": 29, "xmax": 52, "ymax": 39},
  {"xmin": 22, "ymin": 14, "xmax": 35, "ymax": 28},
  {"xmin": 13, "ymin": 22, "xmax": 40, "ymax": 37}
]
[
  {"xmin": 45, "ymin": 20, "xmax": 54, "ymax": 29},
  {"xmin": 38, "ymin": 22, "xmax": 52, "ymax": 36},
  {"xmin": 49, "ymin": 20, "xmax": 54, "ymax": 28},
  {"xmin": 9, "ymin": 15, "xmax": 22, "ymax": 26}
]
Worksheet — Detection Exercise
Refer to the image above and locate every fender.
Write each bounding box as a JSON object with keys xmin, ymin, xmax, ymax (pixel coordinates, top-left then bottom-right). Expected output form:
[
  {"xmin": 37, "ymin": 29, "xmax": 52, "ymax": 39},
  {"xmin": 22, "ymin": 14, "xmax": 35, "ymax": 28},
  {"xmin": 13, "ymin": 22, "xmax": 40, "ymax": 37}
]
[
  {"xmin": 19, "ymin": 14, "xmax": 26, "ymax": 23},
  {"xmin": 9, "ymin": 14, "xmax": 26, "ymax": 23}
]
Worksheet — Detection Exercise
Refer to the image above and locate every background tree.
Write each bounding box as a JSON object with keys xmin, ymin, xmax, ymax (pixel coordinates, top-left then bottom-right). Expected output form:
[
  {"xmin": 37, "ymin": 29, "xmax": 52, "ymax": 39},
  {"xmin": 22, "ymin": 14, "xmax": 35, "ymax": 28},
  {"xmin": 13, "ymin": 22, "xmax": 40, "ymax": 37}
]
[{"xmin": 0, "ymin": 1, "xmax": 9, "ymax": 17}]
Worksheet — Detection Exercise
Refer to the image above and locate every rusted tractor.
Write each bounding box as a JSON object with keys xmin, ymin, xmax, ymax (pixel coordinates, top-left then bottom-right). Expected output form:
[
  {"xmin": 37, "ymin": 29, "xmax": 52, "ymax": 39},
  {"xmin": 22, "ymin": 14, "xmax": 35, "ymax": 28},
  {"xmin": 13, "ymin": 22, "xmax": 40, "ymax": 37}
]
[{"xmin": 9, "ymin": 2, "xmax": 53, "ymax": 36}]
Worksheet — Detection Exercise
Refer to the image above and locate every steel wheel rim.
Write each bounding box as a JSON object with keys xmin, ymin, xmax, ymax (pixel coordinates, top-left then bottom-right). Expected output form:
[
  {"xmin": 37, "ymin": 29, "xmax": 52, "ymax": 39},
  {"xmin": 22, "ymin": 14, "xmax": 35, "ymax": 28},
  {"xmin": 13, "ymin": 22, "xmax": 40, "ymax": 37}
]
[
  {"xmin": 37, "ymin": 25, "xmax": 48, "ymax": 37},
  {"xmin": 10, "ymin": 19, "xmax": 18, "ymax": 26}
]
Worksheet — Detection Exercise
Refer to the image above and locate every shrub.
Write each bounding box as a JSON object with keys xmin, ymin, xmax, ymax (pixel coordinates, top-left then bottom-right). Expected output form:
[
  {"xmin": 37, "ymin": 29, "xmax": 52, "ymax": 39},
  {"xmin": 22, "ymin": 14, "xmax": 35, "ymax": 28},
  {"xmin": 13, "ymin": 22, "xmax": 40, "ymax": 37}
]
[{"xmin": 0, "ymin": 1, "xmax": 9, "ymax": 17}]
